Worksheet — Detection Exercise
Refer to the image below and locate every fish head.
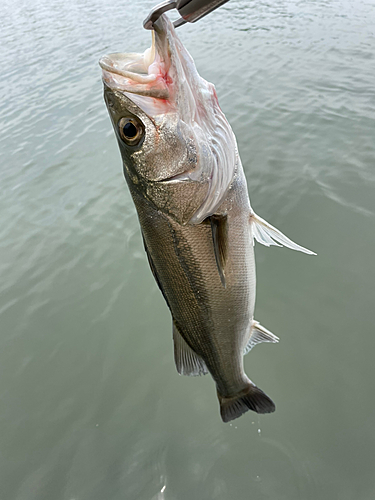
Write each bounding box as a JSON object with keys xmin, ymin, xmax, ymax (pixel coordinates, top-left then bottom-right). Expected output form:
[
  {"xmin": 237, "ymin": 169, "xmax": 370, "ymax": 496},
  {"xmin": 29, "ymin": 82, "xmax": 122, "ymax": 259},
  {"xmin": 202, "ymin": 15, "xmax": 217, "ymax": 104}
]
[{"xmin": 100, "ymin": 14, "xmax": 237, "ymax": 224}]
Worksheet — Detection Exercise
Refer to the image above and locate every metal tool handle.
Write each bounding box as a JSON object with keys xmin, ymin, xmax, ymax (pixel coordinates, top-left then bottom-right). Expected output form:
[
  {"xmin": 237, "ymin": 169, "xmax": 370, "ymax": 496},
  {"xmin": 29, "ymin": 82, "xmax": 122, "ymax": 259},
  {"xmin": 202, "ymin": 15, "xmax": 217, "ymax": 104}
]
[{"xmin": 143, "ymin": 0, "xmax": 230, "ymax": 30}]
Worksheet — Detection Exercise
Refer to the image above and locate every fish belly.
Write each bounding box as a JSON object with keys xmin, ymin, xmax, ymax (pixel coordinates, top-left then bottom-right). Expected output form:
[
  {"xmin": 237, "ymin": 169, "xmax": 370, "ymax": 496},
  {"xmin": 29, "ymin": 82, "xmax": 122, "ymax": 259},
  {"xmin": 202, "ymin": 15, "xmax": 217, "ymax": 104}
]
[{"xmin": 130, "ymin": 175, "xmax": 255, "ymax": 398}]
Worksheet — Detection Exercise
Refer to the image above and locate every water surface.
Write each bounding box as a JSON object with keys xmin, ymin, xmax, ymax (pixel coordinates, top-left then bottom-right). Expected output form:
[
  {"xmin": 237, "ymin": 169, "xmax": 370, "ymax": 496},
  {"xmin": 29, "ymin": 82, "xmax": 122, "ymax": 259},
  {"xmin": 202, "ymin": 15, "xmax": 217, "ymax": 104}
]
[{"xmin": 1, "ymin": 0, "xmax": 375, "ymax": 498}]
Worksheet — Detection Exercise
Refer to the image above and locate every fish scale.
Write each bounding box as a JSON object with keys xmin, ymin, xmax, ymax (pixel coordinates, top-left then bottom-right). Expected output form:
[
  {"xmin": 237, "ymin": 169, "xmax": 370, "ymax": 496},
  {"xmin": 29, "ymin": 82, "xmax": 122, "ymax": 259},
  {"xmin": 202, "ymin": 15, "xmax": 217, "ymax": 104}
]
[
  {"xmin": 130, "ymin": 158, "xmax": 259, "ymax": 403},
  {"xmin": 100, "ymin": 13, "xmax": 314, "ymax": 422}
]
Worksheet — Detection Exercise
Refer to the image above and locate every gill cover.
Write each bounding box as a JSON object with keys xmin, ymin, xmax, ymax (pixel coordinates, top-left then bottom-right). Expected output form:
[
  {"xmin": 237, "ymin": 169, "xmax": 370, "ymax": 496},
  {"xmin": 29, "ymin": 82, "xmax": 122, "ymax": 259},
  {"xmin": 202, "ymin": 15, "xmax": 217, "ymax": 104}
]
[{"xmin": 152, "ymin": 15, "xmax": 237, "ymax": 223}]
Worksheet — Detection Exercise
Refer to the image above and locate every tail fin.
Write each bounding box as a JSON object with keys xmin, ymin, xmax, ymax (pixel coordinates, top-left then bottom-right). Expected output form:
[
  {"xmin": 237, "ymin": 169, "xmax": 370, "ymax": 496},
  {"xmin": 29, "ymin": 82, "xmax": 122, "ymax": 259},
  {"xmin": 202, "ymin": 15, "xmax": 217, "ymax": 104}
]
[{"xmin": 218, "ymin": 384, "xmax": 275, "ymax": 423}]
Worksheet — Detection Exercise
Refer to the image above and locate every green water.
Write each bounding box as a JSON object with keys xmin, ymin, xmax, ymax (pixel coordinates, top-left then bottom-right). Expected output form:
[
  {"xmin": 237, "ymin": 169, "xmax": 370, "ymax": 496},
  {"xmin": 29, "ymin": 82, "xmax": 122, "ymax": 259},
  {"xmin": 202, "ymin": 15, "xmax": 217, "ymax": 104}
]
[{"xmin": 1, "ymin": 0, "xmax": 374, "ymax": 498}]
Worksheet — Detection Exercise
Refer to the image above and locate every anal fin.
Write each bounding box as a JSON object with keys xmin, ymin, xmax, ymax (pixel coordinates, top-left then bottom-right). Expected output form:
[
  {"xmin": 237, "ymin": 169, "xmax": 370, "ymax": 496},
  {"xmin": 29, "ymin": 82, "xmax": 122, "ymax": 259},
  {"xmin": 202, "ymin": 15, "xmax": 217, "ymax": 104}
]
[
  {"xmin": 244, "ymin": 320, "xmax": 279, "ymax": 355},
  {"xmin": 173, "ymin": 321, "xmax": 208, "ymax": 376},
  {"xmin": 250, "ymin": 212, "xmax": 316, "ymax": 255}
]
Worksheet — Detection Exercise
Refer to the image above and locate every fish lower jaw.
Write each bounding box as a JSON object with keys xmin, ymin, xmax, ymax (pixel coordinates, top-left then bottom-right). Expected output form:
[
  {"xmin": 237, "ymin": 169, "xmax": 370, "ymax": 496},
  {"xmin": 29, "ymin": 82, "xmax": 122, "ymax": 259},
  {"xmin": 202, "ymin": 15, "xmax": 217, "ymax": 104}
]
[{"xmin": 99, "ymin": 56, "xmax": 157, "ymax": 84}]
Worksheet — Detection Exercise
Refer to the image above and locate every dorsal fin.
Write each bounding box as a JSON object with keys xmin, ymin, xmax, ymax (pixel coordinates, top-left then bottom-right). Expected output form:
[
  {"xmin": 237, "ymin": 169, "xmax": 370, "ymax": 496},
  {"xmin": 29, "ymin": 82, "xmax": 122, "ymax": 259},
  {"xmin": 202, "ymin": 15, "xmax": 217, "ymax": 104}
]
[
  {"xmin": 210, "ymin": 214, "xmax": 228, "ymax": 288},
  {"xmin": 142, "ymin": 232, "xmax": 171, "ymax": 310},
  {"xmin": 173, "ymin": 321, "xmax": 208, "ymax": 376}
]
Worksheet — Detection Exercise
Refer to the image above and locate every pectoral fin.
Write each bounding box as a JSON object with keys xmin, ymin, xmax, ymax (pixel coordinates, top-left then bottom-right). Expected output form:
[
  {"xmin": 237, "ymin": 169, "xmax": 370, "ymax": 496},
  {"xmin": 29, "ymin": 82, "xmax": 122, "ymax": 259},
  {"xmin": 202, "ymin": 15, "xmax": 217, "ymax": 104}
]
[
  {"xmin": 244, "ymin": 320, "xmax": 279, "ymax": 355},
  {"xmin": 173, "ymin": 321, "xmax": 208, "ymax": 376},
  {"xmin": 250, "ymin": 213, "xmax": 316, "ymax": 255},
  {"xmin": 210, "ymin": 214, "xmax": 228, "ymax": 288}
]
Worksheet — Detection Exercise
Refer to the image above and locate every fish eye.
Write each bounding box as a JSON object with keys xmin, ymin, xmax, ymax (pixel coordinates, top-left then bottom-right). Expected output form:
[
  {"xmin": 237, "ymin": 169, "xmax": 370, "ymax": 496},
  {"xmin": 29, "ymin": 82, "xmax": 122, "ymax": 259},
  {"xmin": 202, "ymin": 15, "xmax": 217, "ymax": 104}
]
[{"xmin": 118, "ymin": 117, "xmax": 144, "ymax": 146}]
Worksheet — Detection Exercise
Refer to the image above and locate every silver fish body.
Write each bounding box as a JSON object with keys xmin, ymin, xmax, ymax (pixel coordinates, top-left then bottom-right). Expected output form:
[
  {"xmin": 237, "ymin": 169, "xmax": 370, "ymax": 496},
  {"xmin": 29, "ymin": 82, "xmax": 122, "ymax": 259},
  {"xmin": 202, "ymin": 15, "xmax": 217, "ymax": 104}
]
[{"xmin": 101, "ymin": 15, "xmax": 314, "ymax": 422}]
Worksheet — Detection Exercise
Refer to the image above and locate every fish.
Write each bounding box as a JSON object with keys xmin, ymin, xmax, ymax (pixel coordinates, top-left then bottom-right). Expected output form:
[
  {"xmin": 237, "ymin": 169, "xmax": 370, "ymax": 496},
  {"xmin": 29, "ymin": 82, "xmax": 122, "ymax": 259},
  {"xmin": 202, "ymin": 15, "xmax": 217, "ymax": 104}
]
[{"xmin": 99, "ymin": 14, "xmax": 315, "ymax": 423}]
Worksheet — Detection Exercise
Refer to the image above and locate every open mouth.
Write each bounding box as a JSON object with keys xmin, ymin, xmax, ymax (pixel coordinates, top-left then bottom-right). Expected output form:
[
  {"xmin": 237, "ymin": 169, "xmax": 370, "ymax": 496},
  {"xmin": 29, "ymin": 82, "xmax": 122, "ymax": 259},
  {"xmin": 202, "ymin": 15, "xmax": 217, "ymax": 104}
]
[{"xmin": 99, "ymin": 31, "xmax": 170, "ymax": 100}]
